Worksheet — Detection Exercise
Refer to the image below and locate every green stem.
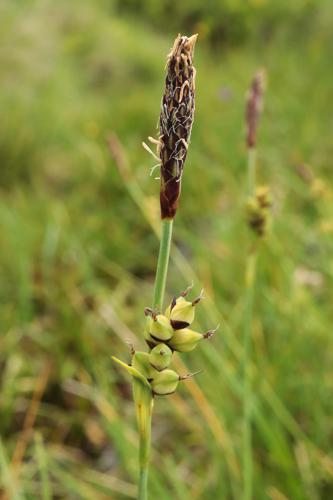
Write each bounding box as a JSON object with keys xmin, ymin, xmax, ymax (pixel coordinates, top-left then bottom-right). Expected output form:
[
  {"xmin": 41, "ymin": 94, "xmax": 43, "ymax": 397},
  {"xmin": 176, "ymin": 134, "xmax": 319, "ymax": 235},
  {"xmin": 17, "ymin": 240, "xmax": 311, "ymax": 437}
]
[
  {"xmin": 247, "ymin": 147, "xmax": 256, "ymax": 196},
  {"xmin": 243, "ymin": 146, "xmax": 257, "ymax": 500},
  {"xmin": 137, "ymin": 217, "xmax": 173, "ymax": 499},
  {"xmin": 153, "ymin": 218, "xmax": 173, "ymax": 310},
  {"xmin": 138, "ymin": 467, "xmax": 148, "ymax": 500},
  {"xmin": 243, "ymin": 251, "xmax": 256, "ymax": 500},
  {"xmin": 134, "ymin": 375, "xmax": 153, "ymax": 500},
  {"xmin": 137, "ymin": 397, "xmax": 153, "ymax": 500}
]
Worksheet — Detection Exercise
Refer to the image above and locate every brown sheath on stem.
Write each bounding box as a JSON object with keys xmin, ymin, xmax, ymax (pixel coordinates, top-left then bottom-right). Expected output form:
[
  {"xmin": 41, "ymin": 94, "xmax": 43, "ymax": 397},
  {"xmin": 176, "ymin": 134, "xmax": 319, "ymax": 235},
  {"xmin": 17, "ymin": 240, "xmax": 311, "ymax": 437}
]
[
  {"xmin": 158, "ymin": 34, "xmax": 197, "ymax": 219},
  {"xmin": 245, "ymin": 69, "xmax": 266, "ymax": 149}
]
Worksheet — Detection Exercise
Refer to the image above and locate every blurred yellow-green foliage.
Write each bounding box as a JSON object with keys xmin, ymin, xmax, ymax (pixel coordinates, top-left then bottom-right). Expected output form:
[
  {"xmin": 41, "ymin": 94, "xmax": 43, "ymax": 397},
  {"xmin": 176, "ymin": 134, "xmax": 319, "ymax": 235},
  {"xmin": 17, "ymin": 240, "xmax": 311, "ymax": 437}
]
[{"xmin": 1, "ymin": 0, "xmax": 333, "ymax": 498}]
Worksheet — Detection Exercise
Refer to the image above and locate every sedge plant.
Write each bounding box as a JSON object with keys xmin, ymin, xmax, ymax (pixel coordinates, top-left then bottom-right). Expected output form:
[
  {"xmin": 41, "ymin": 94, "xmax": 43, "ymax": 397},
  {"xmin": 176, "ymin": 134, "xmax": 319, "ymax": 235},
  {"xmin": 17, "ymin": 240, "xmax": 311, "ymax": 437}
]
[
  {"xmin": 242, "ymin": 70, "xmax": 270, "ymax": 499},
  {"xmin": 112, "ymin": 34, "xmax": 216, "ymax": 500}
]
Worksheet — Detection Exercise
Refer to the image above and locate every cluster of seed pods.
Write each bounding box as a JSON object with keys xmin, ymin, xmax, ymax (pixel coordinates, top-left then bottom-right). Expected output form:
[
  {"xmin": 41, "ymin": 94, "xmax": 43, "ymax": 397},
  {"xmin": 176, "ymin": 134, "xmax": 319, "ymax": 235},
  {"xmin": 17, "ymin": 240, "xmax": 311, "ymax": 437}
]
[
  {"xmin": 246, "ymin": 185, "xmax": 272, "ymax": 237},
  {"xmin": 131, "ymin": 287, "xmax": 216, "ymax": 396}
]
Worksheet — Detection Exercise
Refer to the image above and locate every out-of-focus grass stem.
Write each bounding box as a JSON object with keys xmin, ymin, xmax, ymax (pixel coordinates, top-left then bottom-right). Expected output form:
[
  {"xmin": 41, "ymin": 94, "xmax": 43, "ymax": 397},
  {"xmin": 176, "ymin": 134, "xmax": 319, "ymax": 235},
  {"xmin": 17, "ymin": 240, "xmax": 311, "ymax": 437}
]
[
  {"xmin": 243, "ymin": 146, "xmax": 257, "ymax": 500},
  {"xmin": 247, "ymin": 147, "xmax": 256, "ymax": 196}
]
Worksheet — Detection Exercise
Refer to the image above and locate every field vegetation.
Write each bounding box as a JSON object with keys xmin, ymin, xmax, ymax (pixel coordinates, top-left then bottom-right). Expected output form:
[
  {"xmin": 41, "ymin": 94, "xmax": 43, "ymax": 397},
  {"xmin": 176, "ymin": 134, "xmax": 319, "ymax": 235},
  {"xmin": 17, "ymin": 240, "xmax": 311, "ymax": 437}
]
[{"xmin": 1, "ymin": 0, "xmax": 333, "ymax": 498}]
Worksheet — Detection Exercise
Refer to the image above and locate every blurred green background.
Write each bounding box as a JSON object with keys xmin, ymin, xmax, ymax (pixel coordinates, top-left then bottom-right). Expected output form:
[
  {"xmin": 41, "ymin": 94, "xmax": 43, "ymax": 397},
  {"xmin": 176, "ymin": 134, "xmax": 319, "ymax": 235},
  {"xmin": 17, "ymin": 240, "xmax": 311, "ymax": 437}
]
[{"xmin": 1, "ymin": 0, "xmax": 333, "ymax": 498}]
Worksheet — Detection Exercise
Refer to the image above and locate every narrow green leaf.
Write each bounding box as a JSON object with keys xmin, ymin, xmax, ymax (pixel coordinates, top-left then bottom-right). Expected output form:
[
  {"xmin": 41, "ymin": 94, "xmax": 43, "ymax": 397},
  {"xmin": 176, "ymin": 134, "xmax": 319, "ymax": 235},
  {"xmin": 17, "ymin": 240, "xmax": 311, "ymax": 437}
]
[{"xmin": 111, "ymin": 356, "xmax": 151, "ymax": 390}]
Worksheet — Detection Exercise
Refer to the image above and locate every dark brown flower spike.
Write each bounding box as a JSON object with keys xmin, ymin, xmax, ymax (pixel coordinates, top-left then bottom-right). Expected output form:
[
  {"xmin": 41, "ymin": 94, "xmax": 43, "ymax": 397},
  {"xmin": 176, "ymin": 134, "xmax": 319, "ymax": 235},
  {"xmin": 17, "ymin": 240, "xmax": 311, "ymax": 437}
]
[
  {"xmin": 245, "ymin": 69, "xmax": 266, "ymax": 149},
  {"xmin": 158, "ymin": 34, "xmax": 197, "ymax": 219}
]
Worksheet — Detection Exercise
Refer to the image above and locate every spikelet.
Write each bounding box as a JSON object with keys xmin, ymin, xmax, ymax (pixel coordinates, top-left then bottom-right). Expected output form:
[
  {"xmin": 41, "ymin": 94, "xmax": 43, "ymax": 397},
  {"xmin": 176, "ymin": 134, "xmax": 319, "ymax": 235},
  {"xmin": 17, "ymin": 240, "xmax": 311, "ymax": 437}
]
[
  {"xmin": 158, "ymin": 34, "xmax": 197, "ymax": 219},
  {"xmin": 150, "ymin": 369, "xmax": 180, "ymax": 396},
  {"xmin": 246, "ymin": 185, "xmax": 272, "ymax": 237},
  {"xmin": 146, "ymin": 317, "xmax": 173, "ymax": 345},
  {"xmin": 150, "ymin": 369, "xmax": 200, "ymax": 396},
  {"xmin": 149, "ymin": 343, "xmax": 173, "ymax": 371},
  {"xmin": 168, "ymin": 326, "xmax": 217, "ymax": 352},
  {"xmin": 245, "ymin": 69, "xmax": 266, "ymax": 149}
]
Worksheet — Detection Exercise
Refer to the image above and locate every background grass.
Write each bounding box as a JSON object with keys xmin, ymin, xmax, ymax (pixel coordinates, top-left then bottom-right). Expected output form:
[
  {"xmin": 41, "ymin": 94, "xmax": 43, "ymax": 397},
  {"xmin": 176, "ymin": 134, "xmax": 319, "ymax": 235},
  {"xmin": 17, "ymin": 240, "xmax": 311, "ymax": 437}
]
[{"xmin": 1, "ymin": 0, "xmax": 333, "ymax": 498}]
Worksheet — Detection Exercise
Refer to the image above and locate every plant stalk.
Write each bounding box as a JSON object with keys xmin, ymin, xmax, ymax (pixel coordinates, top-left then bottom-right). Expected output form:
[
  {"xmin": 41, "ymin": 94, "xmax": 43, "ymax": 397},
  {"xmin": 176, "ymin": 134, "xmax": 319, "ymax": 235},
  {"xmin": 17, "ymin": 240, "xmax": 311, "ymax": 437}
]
[
  {"xmin": 243, "ymin": 146, "xmax": 257, "ymax": 500},
  {"xmin": 137, "ymin": 395, "xmax": 153, "ymax": 500},
  {"xmin": 138, "ymin": 468, "xmax": 148, "ymax": 500},
  {"xmin": 137, "ymin": 217, "xmax": 173, "ymax": 499},
  {"xmin": 153, "ymin": 218, "xmax": 173, "ymax": 310},
  {"xmin": 247, "ymin": 147, "xmax": 256, "ymax": 196}
]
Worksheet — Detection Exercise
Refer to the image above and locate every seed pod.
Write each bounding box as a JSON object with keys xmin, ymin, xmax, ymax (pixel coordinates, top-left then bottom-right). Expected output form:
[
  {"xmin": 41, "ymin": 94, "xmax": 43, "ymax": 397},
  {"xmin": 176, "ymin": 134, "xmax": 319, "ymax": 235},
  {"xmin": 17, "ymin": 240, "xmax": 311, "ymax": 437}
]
[
  {"xmin": 169, "ymin": 299, "xmax": 195, "ymax": 330},
  {"xmin": 165, "ymin": 296, "xmax": 184, "ymax": 318},
  {"xmin": 246, "ymin": 193, "xmax": 270, "ymax": 237},
  {"xmin": 168, "ymin": 326, "xmax": 217, "ymax": 352},
  {"xmin": 131, "ymin": 351, "xmax": 151, "ymax": 379},
  {"xmin": 150, "ymin": 369, "xmax": 180, "ymax": 396},
  {"xmin": 147, "ymin": 314, "xmax": 173, "ymax": 342},
  {"xmin": 149, "ymin": 343, "xmax": 173, "ymax": 371},
  {"xmin": 166, "ymin": 289, "xmax": 203, "ymax": 330},
  {"xmin": 256, "ymin": 185, "xmax": 271, "ymax": 209},
  {"xmin": 168, "ymin": 328, "xmax": 202, "ymax": 352},
  {"xmin": 144, "ymin": 323, "xmax": 157, "ymax": 348}
]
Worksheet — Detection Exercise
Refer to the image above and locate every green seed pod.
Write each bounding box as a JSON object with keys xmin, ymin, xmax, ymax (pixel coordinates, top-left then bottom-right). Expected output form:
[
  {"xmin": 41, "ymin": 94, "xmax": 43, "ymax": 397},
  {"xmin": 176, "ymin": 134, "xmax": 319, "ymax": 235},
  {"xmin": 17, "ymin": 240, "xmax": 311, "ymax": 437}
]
[
  {"xmin": 147, "ymin": 314, "xmax": 173, "ymax": 342},
  {"xmin": 165, "ymin": 296, "xmax": 184, "ymax": 318},
  {"xmin": 150, "ymin": 369, "xmax": 180, "ymax": 396},
  {"xmin": 168, "ymin": 326, "xmax": 216, "ymax": 352},
  {"xmin": 168, "ymin": 328, "xmax": 202, "ymax": 352},
  {"xmin": 131, "ymin": 351, "xmax": 151, "ymax": 379},
  {"xmin": 149, "ymin": 343, "xmax": 173, "ymax": 371},
  {"xmin": 246, "ymin": 196, "xmax": 269, "ymax": 237},
  {"xmin": 166, "ymin": 290, "xmax": 203, "ymax": 330},
  {"xmin": 144, "ymin": 323, "xmax": 158, "ymax": 348},
  {"xmin": 169, "ymin": 300, "xmax": 195, "ymax": 330},
  {"xmin": 256, "ymin": 185, "xmax": 271, "ymax": 209}
]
